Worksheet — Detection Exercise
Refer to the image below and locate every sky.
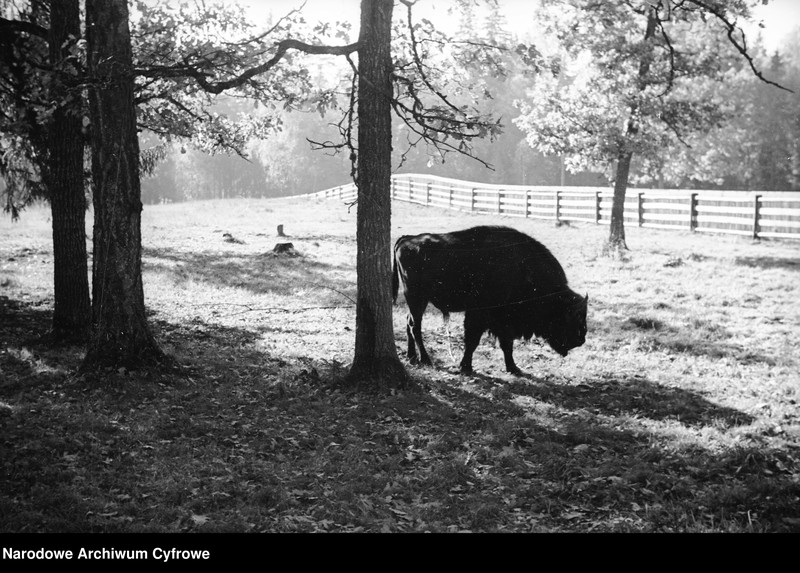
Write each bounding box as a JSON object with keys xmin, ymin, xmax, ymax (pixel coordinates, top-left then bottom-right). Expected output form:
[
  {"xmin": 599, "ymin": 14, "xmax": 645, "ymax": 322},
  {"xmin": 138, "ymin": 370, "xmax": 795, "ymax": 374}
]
[
  {"xmin": 241, "ymin": 0, "xmax": 799, "ymax": 51},
  {"xmin": 749, "ymin": 0, "xmax": 800, "ymax": 51}
]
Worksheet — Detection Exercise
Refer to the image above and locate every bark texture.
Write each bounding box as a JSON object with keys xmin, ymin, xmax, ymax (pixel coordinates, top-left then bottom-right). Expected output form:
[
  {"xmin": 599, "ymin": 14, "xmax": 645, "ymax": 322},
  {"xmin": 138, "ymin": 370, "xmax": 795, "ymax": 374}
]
[
  {"xmin": 607, "ymin": 151, "xmax": 632, "ymax": 253},
  {"xmin": 83, "ymin": 0, "xmax": 163, "ymax": 369},
  {"xmin": 348, "ymin": 0, "xmax": 407, "ymax": 388},
  {"xmin": 46, "ymin": 0, "xmax": 90, "ymax": 340}
]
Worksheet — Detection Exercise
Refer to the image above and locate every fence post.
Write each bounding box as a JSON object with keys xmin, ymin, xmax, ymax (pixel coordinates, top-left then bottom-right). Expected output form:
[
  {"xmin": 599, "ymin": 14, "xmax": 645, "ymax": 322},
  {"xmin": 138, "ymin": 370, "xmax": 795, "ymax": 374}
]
[
  {"xmin": 391, "ymin": 178, "xmax": 395, "ymax": 201},
  {"xmin": 752, "ymin": 194, "xmax": 761, "ymax": 240},
  {"xmin": 497, "ymin": 189, "xmax": 502, "ymax": 214},
  {"xmin": 448, "ymin": 185, "xmax": 453, "ymax": 209},
  {"xmin": 689, "ymin": 192, "xmax": 698, "ymax": 232},
  {"xmin": 471, "ymin": 188, "xmax": 476, "ymax": 212},
  {"xmin": 595, "ymin": 191, "xmax": 601, "ymax": 224},
  {"xmin": 638, "ymin": 192, "xmax": 644, "ymax": 227},
  {"xmin": 426, "ymin": 182, "xmax": 431, "ymax": 206},
  {"xmin": 554, "ymin": 191, "xmax": 561, "ymax": 223},
  {"xmin": 525, "ymin": 190, "xmax": 531, "ymax": 219}
]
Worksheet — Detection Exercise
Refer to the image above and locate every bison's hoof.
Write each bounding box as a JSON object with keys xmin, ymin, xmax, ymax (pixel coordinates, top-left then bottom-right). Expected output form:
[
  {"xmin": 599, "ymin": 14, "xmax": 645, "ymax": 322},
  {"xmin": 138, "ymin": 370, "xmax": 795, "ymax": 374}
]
[{"xmin": 507, "ymin": 367, "xmax": 523, "ymax": 376}]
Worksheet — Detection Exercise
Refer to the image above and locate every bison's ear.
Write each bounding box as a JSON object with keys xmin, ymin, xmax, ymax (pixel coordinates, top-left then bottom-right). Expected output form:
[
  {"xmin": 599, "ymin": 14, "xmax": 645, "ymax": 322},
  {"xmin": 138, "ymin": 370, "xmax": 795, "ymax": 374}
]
[{"xmin": 584, "ymin": 293, "xmax": 589, "ymax": 305}]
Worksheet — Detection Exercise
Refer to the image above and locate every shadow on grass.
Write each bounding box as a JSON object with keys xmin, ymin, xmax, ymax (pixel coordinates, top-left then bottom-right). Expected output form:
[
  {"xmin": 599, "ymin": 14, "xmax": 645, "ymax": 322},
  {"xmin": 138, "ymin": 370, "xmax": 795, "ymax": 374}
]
[
  {"xmin": 0, "ymin": 297, "xmax": 84, "ymax": 392},
  {"xmin": 734, "ymin": 256, "xmax": 800, "ymax": 271},
  {"xmin": 616, "ymin": 314, "xmax": 777, "ymax": 365},
  {"xmin": 504, "ymin": 375, "xmax": 754, "ymax": 429},
  {"xmin": 0, "ymin": 296, "xmax": 51, "ymax": 333},
  {"xmin": 425, "ymin": 368, "xmax": 798, "ymax": 532},
  {"xmin": 1, "ymin": 295, "xmax": 797, "ymax": 532},
  {"xmin": 143, "ymin": 246, "xmax": 356, "ymax": 302}
]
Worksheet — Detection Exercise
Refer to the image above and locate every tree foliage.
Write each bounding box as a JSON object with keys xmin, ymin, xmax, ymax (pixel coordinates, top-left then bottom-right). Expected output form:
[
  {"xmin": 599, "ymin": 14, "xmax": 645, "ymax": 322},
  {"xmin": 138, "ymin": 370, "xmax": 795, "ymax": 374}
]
[
  {"xmin": 513, "ymin": 0, "xmax": 787, "ymax": 250},
  {"xmin": 682, "ymin": 44, "xmax": 800, "ymax": 190},
  {"xmin": 0, "ymin": 0, "xmax": 80, "ymax": 217},
  {"xmin": 131, "ymin": 0, "xmax": 332, "ymax": 156},
  {"xmin": 516, "ymin": 1, "xmax": 744, "ymax": 180}
]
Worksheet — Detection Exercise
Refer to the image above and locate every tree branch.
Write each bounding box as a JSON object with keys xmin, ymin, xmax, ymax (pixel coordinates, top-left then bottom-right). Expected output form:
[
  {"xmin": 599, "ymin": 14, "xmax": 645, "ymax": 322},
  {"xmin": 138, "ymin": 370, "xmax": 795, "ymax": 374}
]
[
  {"xmin": 136, "ymin": 39, "xmax": 361, "ymax": 94},
  {"xmin": 0, "ymin": 17, "xmax": 48, "ymax": 40},
  {"xmin": 685, "ymin": 0, "xmax": 793, "ymax": 93}
]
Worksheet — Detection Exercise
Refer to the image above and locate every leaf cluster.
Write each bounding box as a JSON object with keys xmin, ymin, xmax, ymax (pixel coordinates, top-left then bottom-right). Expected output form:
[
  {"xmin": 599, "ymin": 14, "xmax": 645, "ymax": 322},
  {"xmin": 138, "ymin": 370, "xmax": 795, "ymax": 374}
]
[
  {"xmin": 673, "ymin": 47, "xmax": 800, "ymax": 189},
  {"xmin": 513, "ymin": 0, "xmax": 769, "ymax": 181},
  {"xmin": 1, "ymin": 0, "xmax": 340, "ymax": 197},
  {"xmin": 0, "ymin": 0, "xmax": 85, "ymax": 215},
  {"xmin": 132, "ymin": 0, "xmax": 336, "ymax": 156}
]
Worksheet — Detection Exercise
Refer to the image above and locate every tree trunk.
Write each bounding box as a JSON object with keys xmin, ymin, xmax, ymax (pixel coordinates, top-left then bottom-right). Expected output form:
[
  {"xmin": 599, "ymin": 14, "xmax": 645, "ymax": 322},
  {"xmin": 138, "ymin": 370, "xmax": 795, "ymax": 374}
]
[
  {"xmin": 46, "ymin": 0, "xmax": 91, "ymax": 341},
  {"xmin": 348, "ymin": 0, "xmax": 407, "ymax": 388},
  {"xmin": 605, "ymin": 7, "xmax": 658, "ymax": 256},
  {"xmin": 607, "ymin": 151, "xmax": 632, "ymax": 252},
  {"xmin": 82, "ymin": 0, "xmax": 163, "ymax": 370}
]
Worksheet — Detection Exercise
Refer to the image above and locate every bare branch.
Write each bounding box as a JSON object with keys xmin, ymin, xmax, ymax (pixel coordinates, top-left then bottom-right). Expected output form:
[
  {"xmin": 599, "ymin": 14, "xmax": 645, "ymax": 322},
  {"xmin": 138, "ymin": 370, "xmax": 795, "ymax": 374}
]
[
  {"xmin": 653, "ymin": 6, "xmax": 677, "ymax": 96},
  {"xmin": 400, "ymin": 1, "xmax": 462, "ymax": 117},
  {"xmin": 685, "ymin": 0, "xmax": 793, "ymax": 93}
]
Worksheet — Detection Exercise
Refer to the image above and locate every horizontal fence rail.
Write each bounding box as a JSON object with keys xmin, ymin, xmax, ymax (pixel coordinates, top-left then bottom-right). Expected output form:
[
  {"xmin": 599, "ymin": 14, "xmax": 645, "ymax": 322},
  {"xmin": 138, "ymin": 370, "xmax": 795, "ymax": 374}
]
[{"xmin": 302, "ymin": 174, "xmax": 800, "ymax": 241}]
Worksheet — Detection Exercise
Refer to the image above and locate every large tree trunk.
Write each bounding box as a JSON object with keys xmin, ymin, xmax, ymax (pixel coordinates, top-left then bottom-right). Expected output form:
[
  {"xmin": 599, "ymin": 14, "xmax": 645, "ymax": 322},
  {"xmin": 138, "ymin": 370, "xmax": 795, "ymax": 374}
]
[
  {"xmin": 82, "ymin": 0, "xmax": 163, "ymax": 370},
  {"xmin": 46, "ymin": 0, "xmax": 91, "ymax": 341},
  {"xmin": 348, "ymin": 0, "xmax": 406, "ymax": 388}
]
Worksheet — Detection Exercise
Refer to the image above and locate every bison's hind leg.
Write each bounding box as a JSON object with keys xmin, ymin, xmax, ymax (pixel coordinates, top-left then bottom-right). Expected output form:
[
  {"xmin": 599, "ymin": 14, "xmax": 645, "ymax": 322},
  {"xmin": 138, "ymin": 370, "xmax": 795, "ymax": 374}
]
[
  {"xmin": 405, "ymin": 314, "xmax": 419, "ymax": 363},
  {"xmin": 498, "ymin": 335, "xmax": 522, "ymax": 376},
  {"xmin": 405, "ymin": 298, "xmax": 432, "ymax": 366},
  {"xmin": 459, "ymin": 312, "xmax": 485, "ymax": 374}
]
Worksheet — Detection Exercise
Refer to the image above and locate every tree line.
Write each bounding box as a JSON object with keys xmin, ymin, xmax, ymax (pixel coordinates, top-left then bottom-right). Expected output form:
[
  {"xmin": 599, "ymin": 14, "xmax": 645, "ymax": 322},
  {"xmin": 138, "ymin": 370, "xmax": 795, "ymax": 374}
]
[
  {"xmin": 139, "ymin": 2, "xmax": 800, "ymax": 209},
  {"xmin": 1, "ymin": 0, "xmax": 793, "ymax": 389}
]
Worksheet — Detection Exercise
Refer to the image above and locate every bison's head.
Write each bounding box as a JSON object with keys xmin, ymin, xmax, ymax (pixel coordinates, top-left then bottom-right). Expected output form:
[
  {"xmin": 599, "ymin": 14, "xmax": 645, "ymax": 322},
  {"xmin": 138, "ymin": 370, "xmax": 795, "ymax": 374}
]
[{"xmin": 543, "ymin": 292, "xmax": 588, "ymax": 357}]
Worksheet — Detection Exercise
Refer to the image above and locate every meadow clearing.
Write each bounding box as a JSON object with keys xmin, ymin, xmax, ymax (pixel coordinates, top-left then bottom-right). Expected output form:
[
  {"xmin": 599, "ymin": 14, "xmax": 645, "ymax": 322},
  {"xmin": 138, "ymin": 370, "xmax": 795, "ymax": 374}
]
[{"xmin": 1, "ymin": 195, "xmax": 799, "ymax": 532}]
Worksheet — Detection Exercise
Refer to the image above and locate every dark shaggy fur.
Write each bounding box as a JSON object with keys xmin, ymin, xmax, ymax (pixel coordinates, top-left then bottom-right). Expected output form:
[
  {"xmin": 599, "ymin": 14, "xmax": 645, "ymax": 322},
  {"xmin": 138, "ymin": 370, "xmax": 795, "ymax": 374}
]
[{"xmin": 393, "ymin": 226, "xmax": 588, "ymax": 374}]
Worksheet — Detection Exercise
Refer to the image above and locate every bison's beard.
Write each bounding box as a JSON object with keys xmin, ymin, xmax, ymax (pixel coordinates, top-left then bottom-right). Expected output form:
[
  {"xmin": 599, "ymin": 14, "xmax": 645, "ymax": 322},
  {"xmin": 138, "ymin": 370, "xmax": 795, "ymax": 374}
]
[
  {"xmin": 544, "ymin": 329, "xmax": 585, "ymax": 357},
  {"xmin": 548, "ymin": 342, "xmax": 571, "ymax": 357}
]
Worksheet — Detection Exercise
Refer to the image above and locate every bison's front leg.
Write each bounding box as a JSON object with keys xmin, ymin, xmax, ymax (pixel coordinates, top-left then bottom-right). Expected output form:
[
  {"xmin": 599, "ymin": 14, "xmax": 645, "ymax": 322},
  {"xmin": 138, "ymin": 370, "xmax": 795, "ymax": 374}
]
[
  {"xmin": 498, "ymin": 335, "xmax": 522, "ymax": 375},
  {"xmin": 459, "ymin": 312, "xmax": 484, "ymax": 374}
]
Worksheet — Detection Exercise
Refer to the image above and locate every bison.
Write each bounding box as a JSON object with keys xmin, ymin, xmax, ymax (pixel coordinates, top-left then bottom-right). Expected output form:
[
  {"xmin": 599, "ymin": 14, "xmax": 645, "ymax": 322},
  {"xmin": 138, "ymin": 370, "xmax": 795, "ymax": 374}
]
[{"xmin": 392, "ymin": 225, "xmax": 588, "ymax": 375}]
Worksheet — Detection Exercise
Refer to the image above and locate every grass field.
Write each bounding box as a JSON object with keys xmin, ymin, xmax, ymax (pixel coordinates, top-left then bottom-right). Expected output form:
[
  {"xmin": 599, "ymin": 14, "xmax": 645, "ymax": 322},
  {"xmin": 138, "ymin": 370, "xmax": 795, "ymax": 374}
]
[{"xmin": 1, "ymin": 196, "xmax": 799, "ymax": 532}]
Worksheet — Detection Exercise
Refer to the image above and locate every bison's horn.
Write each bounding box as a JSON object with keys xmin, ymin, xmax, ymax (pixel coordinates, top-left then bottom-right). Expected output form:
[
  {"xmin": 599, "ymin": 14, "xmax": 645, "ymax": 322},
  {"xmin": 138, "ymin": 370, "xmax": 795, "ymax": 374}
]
[{"xmin": 585, "ymin": 293, "xmax": 589, "ymax": 304}]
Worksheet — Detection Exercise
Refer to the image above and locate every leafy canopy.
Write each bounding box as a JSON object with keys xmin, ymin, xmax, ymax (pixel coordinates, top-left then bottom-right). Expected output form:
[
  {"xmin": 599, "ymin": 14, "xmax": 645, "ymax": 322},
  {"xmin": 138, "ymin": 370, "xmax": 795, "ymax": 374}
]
[{"xmin": 513, "ymin": 0, "xmax": 764, "ymax": 185}]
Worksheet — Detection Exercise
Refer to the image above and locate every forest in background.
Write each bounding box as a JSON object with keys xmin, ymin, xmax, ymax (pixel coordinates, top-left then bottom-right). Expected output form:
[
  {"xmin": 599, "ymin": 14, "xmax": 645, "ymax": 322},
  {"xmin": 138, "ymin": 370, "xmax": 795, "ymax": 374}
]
[{"xmin": 139, "ymin": 3, "xmax": 800, "ymax": 205}]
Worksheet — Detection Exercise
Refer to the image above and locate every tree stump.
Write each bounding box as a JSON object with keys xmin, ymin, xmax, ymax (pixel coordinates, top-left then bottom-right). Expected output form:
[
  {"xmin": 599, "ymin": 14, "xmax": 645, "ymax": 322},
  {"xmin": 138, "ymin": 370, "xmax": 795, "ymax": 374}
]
[
  {"xmin": 273, "ymin": 242, "xmax": 298, "ymax": 256},
  {"xmin": 223, "ymin": 232, "xmax": 244, "ymax": 244},
  {"xmin": 277, "ymin": 224, "xmax": 285, "ymax": 237}
]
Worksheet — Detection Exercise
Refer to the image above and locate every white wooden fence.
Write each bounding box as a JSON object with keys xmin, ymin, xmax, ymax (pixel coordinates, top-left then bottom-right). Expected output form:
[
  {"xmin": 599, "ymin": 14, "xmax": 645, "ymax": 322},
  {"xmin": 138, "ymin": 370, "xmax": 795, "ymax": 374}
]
[{"xmin": 303, "ymin": 173, "xmax": 800, "ymax": 241}]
